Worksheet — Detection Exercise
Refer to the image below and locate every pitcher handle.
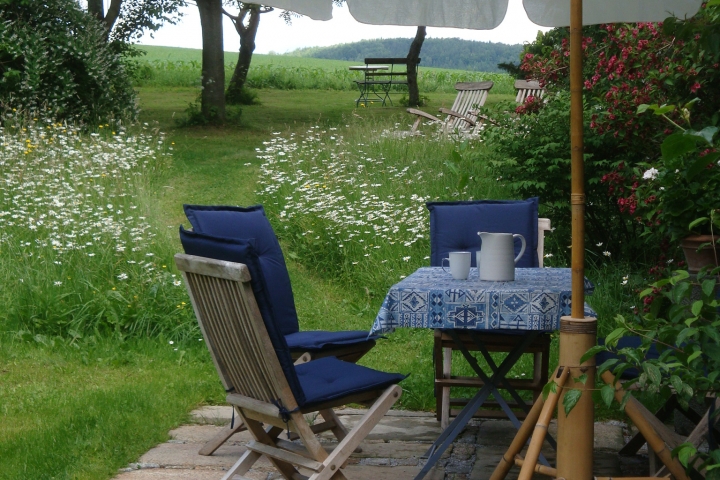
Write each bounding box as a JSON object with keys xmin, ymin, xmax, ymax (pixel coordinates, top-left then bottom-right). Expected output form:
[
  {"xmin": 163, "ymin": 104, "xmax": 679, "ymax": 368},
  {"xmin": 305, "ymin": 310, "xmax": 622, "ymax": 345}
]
[{"xmin": 513, "ymin": 234, "xmax": 526, "ymax": 264}]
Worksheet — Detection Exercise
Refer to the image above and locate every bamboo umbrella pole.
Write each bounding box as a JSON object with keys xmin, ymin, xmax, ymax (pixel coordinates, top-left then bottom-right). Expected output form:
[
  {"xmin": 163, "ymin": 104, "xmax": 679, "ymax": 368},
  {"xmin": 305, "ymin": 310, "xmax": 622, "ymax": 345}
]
[
  {"xmin": 556, "ymin": 0, "xmax": 597, "ymax": 478},
  {"xmin": 570, "ymin": 0, "xmax": 586, "ymax": 318},
  {"xmin": 489, "ymin": 368, "xmax": 559, "ymax": 480},
  {"xmin": 518, "ymin": 367, "xmax": 570, "ymax": 480}
]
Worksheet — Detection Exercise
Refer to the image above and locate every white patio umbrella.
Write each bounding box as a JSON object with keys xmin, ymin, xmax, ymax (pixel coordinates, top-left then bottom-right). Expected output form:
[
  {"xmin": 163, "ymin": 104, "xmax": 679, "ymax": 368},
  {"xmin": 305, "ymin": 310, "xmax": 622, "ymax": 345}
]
[{"xmin": 260, "ymin": 1, "xmax": 704, "ymax": 478}]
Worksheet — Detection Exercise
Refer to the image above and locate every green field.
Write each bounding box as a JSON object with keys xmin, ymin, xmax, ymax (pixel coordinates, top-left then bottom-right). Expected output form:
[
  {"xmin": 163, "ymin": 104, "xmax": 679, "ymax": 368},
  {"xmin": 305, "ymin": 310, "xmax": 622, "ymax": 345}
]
[
  {"xmin": 134, "ymin": 45, "xmax": 516, "ymax": 94},
  {"xmin": 137, "ymin": 44, "xmax": 358, "ymax": 69}
]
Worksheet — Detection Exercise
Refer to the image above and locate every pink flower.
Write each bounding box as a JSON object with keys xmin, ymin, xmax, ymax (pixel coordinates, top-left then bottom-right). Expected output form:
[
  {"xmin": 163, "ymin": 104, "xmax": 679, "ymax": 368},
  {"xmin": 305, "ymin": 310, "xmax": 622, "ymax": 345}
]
[{"xmin": 690, "ymin": 82, "xmax": 702, "ymax": 93}]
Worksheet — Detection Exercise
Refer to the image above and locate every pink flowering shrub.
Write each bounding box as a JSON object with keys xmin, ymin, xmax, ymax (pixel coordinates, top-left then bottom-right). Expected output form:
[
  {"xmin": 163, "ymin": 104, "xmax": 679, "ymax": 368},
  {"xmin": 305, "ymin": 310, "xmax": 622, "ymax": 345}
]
[{"xmin": 488, "ymin": 2, "xmax": 720, "ymax": 262}]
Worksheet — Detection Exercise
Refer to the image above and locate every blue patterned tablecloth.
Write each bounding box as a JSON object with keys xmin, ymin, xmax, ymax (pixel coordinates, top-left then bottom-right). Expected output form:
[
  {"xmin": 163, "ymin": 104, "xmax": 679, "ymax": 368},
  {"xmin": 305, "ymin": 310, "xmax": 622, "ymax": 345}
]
[{"xmin": 370, "ymin": 267, "xmax": 594, "ymax": 335}]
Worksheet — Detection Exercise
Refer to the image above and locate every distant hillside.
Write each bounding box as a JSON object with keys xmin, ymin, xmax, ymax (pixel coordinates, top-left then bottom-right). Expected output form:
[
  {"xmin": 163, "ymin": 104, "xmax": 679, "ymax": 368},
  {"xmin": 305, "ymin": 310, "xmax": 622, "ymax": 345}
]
[{"xmin": 288, "ymin": 38, "xmax": 523, "ymax": 73}]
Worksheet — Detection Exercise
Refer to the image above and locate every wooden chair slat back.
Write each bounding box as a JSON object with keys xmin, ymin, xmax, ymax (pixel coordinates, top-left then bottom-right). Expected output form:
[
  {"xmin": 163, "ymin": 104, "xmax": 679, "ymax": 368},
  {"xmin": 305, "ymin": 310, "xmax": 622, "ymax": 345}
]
[
  {"xmin": 515, "ymin": 79, "xmax": 545, "ymax": 103},
  {"xmin": 176, "ymin": 254, "xmax": 293, "ymax": 405},
  {"xmin": 447, "ymin": 84, "xmax": 490, "ymax": 130}
]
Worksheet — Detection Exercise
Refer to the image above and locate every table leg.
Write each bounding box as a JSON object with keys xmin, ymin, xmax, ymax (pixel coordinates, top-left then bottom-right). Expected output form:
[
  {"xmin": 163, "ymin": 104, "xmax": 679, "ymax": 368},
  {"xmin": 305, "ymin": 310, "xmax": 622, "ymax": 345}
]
[
  {"xmin": 415, "ymin": 332, "xmax": 540, "ymax": 480},
  {"xmin": 468, "ymin": 332, "xmax": 557, "ymax": 451},
  {"xmin": 355, "ymin": 81, "xmax": 369, "ymax": 107}
]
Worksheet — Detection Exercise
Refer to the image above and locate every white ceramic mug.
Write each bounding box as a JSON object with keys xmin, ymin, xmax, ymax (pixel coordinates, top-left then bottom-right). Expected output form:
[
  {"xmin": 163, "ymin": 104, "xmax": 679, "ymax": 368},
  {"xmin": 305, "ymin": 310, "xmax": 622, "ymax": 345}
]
[{"xmin": 441, "ymin": 251, "xmax": 471, "ymax": 280}]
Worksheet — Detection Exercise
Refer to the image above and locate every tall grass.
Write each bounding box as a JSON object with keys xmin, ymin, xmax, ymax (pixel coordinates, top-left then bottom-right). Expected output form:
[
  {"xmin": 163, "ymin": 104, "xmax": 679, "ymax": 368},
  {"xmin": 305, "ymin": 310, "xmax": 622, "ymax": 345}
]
[
  {"xmin": 132, "ymin": 59, "xmax": 515, "ymax": 95},
  {"xmin": 0, "ymin": 113, "xmax": 196, "ymax": 340},
  {"xmin": 255, "ymin": 117, "xmax": 506, "ymax": 301}
]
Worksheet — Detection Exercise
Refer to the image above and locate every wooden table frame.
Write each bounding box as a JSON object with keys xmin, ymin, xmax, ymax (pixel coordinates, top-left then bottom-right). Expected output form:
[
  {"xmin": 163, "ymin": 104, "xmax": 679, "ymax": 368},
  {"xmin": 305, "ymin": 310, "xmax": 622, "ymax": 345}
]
[{"xmin": 415, "ymin": 330, "xmax": 555, "ymax": 480}]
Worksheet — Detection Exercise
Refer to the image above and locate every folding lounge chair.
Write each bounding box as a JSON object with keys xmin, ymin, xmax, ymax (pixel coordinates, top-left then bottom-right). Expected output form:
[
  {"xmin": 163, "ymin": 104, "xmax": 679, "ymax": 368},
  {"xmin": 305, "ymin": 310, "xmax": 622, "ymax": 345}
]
[
  {"xmin": 406, "ymin": 81, "xmax": 494, "ymax": 135},
  {"xmin": 181, "ymin": 205, "xmax": 382, "ymax": 456},
  {"xmin": 515, "ymin": 79, "xmax": 545, "ymax": 104},
  {"xmin": 175, "ymin": 252, "xmax": 405, "ymax": 480},
  {"xmin": 426, "ymin": 198, "xmax": 553, "ymax": 428}
]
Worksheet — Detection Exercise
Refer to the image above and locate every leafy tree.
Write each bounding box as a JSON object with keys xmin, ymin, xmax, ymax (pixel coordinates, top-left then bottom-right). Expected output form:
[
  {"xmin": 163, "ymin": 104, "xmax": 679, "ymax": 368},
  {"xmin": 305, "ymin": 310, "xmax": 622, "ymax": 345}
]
[
  {"xmin": 0, "ymin": 0, "xmax": 136, "ymax": 123},
  {"xmin": 85, "ymin": 0, "xmax": 186, "ymax": 42}
]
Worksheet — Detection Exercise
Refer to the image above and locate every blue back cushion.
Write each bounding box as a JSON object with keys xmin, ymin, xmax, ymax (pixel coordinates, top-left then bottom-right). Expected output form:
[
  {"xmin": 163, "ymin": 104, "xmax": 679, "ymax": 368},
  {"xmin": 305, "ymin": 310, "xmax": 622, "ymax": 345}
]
[
  {"xmin": 183, "ymin": 204, "xmax": 300, "ymax": 336},
  {"xmin": 179, "ymin": 227, "xmax": 306, "ymax": 405},
  {"xmin": 426, "ymin": 198, "xmax": 539, "ymax": 268}
]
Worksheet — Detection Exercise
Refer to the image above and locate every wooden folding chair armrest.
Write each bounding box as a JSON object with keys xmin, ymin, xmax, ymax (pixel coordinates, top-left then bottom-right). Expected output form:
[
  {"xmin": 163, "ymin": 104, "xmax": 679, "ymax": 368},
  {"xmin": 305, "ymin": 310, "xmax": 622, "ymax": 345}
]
[
  {"xmin": 438, "ymin": 107, "xmax": 477, "ymax": 126},
  {"xmin": 407, "ymin": 108, "xmax": 441, "ymax": 123}
]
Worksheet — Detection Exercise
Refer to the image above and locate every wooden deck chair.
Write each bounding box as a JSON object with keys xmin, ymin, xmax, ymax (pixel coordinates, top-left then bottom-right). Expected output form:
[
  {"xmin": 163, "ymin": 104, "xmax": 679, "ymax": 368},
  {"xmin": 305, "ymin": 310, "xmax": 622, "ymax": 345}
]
[
  {"xmin": 176, "ymin": 253, "xmax": 405, "ymax": 480},
  {"xmin": 178, "ymin": 210, "xmax": 383, "ymax": 456},
  {"xmin": 602, "ymin": 371, "xmax": 720, "ymax": 480},
  {"xmin": 598, "ymin": 339, "xmax": 720, "ymax": 478},
  {"xmin": 515, "ymin": 79, "xmax": 545, "ymax": 104},
  {"xmin": 426, "ymin": 198, "xmax": 554, "ymax": 429},
  {"xmin": 407, "ymin": 81, "xmax": 494, "ymax": 135}
]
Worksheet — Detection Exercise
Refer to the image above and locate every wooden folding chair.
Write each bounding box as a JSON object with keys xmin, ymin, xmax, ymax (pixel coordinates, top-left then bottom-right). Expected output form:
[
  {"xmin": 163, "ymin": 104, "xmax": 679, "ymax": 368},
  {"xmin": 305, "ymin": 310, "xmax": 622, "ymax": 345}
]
[
  {"xmin": 176, "ymin": 253, "xmax": 404, "ymax": 480},
  {"xmin": 515, "ymin": 79, "xmax": 545, "ymax": 104},
  {"xmin": 602, "ymin": 371, "xmax": 720, "ymax": 480},
  {"xmin": 180, "ymin": 205, "xmax": 381, "ymax": 455},
  {"xmin": 407, "ymin": 81, "xmax": 494, "ymax": 135}
]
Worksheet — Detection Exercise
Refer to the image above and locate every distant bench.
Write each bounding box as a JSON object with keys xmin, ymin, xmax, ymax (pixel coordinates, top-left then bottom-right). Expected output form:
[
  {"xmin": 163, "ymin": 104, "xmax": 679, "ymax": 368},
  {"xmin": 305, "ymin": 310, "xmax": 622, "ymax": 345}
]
[{"xmin": 353, "ymin": 57, "xmax": 420, "ymax": 107}]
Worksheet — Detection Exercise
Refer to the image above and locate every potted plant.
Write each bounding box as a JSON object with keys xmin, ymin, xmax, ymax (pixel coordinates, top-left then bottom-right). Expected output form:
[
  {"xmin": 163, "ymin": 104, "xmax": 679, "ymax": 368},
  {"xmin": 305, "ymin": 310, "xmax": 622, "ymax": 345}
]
[{"xmin": 636, "ymin": 102, "xmax": 720, "ymax": 272}]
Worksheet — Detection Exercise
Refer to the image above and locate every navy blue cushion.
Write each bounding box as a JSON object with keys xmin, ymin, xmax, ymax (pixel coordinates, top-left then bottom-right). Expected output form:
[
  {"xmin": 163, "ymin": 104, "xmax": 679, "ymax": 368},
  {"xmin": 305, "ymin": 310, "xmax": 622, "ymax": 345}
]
[
  {"xmin": 285, "ymin": 330, "xmax": 379, "ymax": 352},
  {"xmin": 296, "ymin": 356, "xmax": 406, "ymax": 408},
  {"xmin": 426, "ymin": 198, "xmax": 539, "ymax": 268},
  {"xmin": 183, "ymin": 204, "xmax": 300, "ymax": 336},
  {"xmin": 596, "ymin": 336, "xmax": 660, "ymax": 380},
  {"xmin": 178, "ymin": 226, "xmax": 306, "ymax": 405}
]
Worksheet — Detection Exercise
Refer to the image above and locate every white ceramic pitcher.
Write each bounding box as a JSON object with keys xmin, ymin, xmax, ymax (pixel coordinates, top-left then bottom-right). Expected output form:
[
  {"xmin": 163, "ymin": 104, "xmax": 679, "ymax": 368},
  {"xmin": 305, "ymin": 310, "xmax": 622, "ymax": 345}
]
[{"xmin": 476, "ymin": 232, "xmax": 526, "ymax": 281}]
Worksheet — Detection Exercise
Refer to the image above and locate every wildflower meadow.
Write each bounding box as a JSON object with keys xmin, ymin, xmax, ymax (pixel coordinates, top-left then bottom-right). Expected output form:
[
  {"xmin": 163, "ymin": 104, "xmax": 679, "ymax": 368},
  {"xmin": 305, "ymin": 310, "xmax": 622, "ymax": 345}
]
[
  {"xmin": 0, "ymin": 113, "xmax": 194, "ymax": 341},
  {"xmin": 256, "ymin": 121, "xmax": 507, "ymax": 298}
]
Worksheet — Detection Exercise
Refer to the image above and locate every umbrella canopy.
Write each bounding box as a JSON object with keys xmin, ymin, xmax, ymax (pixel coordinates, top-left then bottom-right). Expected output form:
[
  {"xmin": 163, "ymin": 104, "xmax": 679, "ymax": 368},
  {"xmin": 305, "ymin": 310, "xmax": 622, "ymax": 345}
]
[{"xmin": 266, "ymin": 0, "xmax": 702, "ymax": 27}]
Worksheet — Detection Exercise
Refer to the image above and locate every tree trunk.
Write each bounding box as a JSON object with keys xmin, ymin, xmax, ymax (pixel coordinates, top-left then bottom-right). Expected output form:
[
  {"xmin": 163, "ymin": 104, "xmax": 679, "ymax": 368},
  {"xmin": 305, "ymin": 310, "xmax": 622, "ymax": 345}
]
[
  {"xmin": 104, "ymin": 0, "xmax": 123, "ymax": 34},
  {"xmin": 87, "ymin": 0, "xmax": 104, "ymax": 22},
  {"xmin": 407, "ymin": 26, "xmax": 426, "ymax": 107},
  {"xmin": 226, "ymin": 5, "xmax": 262, "ymax": 104},
  {"xmin": 197, "ymin": 0, "xmax": 226, "ymax": 123},
  {"xmin": 86, "ymin": 0, "xmax": 122, "ymax": 40}
]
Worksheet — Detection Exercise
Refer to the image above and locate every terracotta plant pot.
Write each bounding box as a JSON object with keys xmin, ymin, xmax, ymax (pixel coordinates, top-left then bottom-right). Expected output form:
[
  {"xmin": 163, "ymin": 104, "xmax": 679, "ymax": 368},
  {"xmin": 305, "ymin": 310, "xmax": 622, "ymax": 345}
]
[{"xmin": 680, "ymin": 235, "xmax": 720, "ymax": 273}]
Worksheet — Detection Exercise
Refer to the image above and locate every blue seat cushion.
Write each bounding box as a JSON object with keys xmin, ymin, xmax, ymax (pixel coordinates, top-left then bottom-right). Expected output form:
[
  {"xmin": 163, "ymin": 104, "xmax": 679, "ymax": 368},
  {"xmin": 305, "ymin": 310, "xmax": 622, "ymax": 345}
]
[
  {"xmin": 183, "ymin": 204, "xmax": 300, "ymax": 336},
  {"xmin": 596, "ymin": 336, "xmax": 660, "ymax": 380},
  {"xmin": 179, "ymin": 226, "xmax": 306, "ymax": 405},
  {"xmin": 296, "ymin": 356, "xmax": 406, "ymax": 408},
  {"xmin": 426, "ymin": 198, "xmax": 539, "ymax": 268},
  {"xmin": 285, "ymin": 330, "xmax": 380, "ymax": 352}
]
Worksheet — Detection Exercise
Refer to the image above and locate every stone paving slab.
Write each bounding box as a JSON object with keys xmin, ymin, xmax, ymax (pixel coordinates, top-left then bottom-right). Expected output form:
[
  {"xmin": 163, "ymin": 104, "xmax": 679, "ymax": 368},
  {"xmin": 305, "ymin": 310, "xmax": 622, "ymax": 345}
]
[{"xmin": 116, "ymin": 407, "xmax": 648, "ymax": 480}]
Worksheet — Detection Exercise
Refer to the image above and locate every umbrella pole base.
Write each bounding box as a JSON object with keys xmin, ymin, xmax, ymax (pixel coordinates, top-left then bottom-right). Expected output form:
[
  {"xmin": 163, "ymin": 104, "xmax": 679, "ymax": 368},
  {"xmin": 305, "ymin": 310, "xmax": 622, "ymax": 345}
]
[{"xmin": 557, "ymin": 315, "xmax": 597, "ymax": 480}]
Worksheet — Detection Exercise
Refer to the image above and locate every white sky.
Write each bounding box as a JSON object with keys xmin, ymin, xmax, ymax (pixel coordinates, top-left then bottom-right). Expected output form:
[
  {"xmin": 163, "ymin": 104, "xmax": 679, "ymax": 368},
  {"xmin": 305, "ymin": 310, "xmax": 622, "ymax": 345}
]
[{"xmin": 138, "ymin": 0, "xmax": 549, "ymax": 54}]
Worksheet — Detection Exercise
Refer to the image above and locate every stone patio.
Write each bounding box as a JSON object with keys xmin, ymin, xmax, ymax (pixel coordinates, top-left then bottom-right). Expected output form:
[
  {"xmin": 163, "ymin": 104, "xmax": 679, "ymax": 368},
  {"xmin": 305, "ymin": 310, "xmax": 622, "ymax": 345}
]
[{"xmin": 114, "ymin": 406, "xmax": 650, "ymax": 480}]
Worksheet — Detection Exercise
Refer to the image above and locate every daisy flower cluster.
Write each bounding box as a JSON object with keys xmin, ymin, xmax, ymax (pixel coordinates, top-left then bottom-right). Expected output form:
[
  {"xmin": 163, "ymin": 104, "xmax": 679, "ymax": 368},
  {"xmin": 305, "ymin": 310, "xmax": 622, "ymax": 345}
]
[
  {"xmin": 256, "ymin": 123, "xmax": 474, "ymax": 294},
  {"xmin": 0, "ymin": 115, "xmax": 189, "ymax": 338}
]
